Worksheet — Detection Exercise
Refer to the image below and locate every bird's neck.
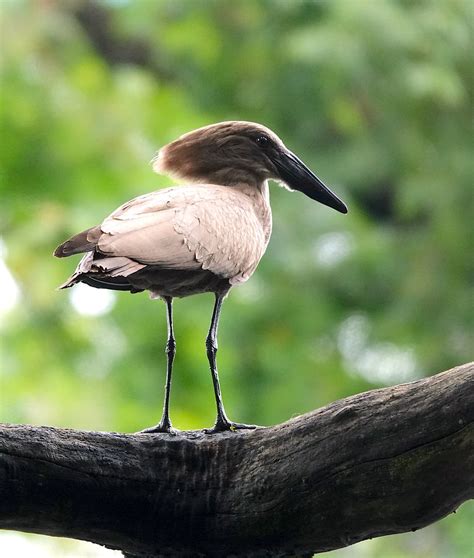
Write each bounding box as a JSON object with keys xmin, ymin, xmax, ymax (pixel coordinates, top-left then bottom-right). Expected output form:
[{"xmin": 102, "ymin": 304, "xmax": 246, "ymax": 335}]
[
  {"xmin": 232, "ymin": 180, "xmax": 272, "ymax": 245},
  {"xmin": 230, "ymin": 179, "xmax": 269, "ymax": 204},
  {"xmin": 200, "ymin": 167, "xmax": 266, "ymax": 190}
]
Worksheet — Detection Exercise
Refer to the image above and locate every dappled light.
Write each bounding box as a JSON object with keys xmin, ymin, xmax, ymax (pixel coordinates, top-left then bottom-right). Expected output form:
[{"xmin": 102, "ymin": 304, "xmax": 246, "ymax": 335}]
[
  {"xmin": 69, "ymin": 283, "xmax": 116, "ymax": 317},
  {"xmin": 0, "ymin": 259, "xmax": 21, "ymax": 322},
  {"xmin": 338, "ymin": 313, "xmax": 419, "ymax": 384},
  {"xmin": 312, "ymin": 231, "xmax": 355, "ymax": 268}
]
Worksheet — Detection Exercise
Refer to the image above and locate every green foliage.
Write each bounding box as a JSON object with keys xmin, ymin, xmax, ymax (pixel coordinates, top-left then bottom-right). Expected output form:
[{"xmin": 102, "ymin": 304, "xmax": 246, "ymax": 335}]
[{"xmin": 1, "ymin": 1, "xmax": 472, "ymax": 556}]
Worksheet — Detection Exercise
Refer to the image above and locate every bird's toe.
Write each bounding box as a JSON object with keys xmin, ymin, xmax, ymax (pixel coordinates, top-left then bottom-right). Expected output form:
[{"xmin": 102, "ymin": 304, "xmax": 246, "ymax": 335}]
[
  {"xmin": 204, "ymin": 420, "xmax": 259, "ymax": 434},
  {"xmin": 138, "ymin": 423, "xmax": 178, "ymax": 435}
]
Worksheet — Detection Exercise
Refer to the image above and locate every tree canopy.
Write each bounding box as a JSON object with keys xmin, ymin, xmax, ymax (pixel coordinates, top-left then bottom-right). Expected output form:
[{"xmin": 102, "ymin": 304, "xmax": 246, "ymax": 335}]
[{"xmin": 1, "ymin": 1, "xmax": 472, "ymax": 557}]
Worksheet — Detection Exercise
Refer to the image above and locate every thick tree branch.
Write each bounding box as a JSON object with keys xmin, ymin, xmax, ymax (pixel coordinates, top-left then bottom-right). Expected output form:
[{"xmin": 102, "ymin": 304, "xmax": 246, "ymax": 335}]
[{"xmin": 1, "ymin": 363, "xmax": 473, "ymax": 557}]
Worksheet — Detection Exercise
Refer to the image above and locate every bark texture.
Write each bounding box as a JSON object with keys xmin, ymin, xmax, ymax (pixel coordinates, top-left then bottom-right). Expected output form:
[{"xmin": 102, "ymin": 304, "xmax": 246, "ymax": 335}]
[{"xmin": 1, "ymin": 362, "xmax": 473, "ymax": 557}]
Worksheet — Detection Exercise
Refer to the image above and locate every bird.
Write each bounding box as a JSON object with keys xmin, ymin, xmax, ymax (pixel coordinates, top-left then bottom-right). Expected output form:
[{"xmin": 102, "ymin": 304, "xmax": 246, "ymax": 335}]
[{"xmin": 54, "ymin": 121, "xmax": 347, "ymax": 434}]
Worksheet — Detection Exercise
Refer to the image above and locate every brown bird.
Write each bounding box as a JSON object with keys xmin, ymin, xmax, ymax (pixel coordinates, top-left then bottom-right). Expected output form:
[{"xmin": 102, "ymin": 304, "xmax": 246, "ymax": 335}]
[{"xmin": 54, "ymin": 121, "xmax": 347, "ymax": 433}]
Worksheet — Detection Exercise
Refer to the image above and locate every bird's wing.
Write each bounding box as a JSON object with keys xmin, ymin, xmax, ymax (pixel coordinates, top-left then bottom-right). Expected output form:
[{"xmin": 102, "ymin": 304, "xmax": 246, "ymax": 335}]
[
  {"xmin": 173, "ymin": 190, "xmax": 267, "ymax": 282},
  {"xmin": 98, "ymin": 187, "xmax": 200, "ymax": 269},
  {"xmin": 97, "ymin": 185, "xmax": 266, "ymax": 280}
]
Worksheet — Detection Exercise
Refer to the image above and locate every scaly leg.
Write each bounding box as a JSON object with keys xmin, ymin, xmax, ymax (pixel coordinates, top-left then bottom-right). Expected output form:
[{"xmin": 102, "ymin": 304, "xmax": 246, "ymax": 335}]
[
  {"xmin": 141, "ymin": 296, "xmax": 177, "ymax": 434},
  {"xmin": 205, "ymin": 292, "xmax": 257, "ymax": 433}
]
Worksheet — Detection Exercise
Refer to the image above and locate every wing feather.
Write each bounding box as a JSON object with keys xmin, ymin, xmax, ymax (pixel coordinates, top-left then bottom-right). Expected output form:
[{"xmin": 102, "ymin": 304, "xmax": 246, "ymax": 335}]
[{"xmin": 63, "ymin": 185, "xmax": 268, "ymax": 282}]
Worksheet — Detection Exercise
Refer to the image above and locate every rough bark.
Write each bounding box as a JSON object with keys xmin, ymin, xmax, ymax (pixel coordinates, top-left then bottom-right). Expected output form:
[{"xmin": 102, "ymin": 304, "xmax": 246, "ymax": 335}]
[{"xmin": 1, "ymin": 362, "xmax": 473, "ymax": 558}]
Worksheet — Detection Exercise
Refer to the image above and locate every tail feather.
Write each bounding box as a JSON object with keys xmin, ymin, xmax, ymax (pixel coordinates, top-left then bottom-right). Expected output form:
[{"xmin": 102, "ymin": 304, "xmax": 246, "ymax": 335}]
[
  {"xmin": 57, "ymin": 251, "xmax": 146, "ymax": 291},
  {"xmin": 54, "ymin": 226, "xmax": 101, "ymax": 258},
  {"xmin": 57, "ymin": 273, "xmax": 81, "ymax": 290}
]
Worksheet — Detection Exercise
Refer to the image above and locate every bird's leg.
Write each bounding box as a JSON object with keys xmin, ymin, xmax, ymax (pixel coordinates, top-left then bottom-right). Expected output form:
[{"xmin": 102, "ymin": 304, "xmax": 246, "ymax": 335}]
[
  {"xmin": 141, "ymin": 296, "xmax": 177, "ymax": 434},
  {"xmin": 160, "ymin": 296, "xmax": 176, "ymax": 430},
  {"xmin": 205, "ymin": 292, "xmax": 257, "ymax": 434}
]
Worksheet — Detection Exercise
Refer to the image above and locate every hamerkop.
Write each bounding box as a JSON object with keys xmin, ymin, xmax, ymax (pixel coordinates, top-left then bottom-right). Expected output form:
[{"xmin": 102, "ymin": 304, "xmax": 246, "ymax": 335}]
[{"xmin": 55, "ymin": 121, "xmax": 347, "ymax": 433}]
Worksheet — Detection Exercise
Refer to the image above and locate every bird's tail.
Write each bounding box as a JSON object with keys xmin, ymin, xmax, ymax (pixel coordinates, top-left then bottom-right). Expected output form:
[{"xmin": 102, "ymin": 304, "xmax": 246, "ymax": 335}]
[
  {"xmin": 57, "ymin": 252, "xmax": 146, "ymax": 292},
  {"xmin": 54, "ymin": 225, "xmax": 101, "ymax": 258},
  {"xmin": 57, "ymin": 273, "xmax": 81, "ymax": 290}
]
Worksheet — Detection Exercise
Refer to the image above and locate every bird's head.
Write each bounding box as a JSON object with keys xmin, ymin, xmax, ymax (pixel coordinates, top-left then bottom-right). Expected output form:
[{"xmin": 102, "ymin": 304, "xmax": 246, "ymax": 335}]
[{"xmin": 153, "ymin": 121, "xmax": 347, "ymax": 214}]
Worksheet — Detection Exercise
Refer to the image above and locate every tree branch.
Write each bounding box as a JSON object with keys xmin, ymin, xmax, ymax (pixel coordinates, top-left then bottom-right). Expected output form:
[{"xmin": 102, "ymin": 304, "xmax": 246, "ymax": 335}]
[
  {"xmin": 73, "ymin": 1, "xmax": 176, "ymax": 83},
  {"xmin": 1, "ymin": 363, "xmax": 473, "ymax": 557}
]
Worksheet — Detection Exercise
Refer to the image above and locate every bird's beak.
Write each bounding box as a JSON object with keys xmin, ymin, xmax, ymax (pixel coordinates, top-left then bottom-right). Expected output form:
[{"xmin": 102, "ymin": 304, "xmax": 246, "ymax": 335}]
[{"xmin": 274, "ymin": 150, "xmax": 348, "ymax": 214}]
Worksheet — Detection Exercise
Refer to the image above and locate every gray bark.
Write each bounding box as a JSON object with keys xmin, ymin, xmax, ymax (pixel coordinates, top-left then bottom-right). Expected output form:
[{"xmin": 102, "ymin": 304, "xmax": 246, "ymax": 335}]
[{"xmin": 1, "ymin": 362, "xmax": 473, "ymax": 557}]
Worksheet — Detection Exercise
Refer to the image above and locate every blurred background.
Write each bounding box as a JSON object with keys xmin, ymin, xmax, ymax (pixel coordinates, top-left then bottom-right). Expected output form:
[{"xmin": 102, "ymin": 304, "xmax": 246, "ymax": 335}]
[{"xmin": 1, "ymin": 0, "xmax": 472, "ymax": 556}]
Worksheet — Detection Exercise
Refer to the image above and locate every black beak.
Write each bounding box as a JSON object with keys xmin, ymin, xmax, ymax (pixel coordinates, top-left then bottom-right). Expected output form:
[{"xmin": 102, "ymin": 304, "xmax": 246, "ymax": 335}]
[{"xmin": 274, "ymin": 150, "xmax": 348, "ymax": 214}]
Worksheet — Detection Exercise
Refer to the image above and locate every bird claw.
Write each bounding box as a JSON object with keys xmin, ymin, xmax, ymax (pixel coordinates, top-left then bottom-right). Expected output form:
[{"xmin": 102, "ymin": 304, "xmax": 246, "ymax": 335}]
[
  {"xmin": 204, "ymin": 420, "xmax": 258, "ymax": 434},
  {"xmin": 138, "ymin": 422, "xmax": 178, "ymax": 435}
]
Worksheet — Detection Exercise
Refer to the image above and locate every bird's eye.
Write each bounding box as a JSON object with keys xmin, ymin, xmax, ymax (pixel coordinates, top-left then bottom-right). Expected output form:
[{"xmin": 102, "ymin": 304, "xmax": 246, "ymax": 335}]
[{"xmin": 255, "ymin": 135, "xmax": 270, "ymax": 147}]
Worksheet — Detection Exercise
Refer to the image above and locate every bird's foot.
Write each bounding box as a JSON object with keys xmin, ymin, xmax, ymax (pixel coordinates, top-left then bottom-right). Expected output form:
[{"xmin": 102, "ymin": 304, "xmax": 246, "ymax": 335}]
[
  {"xmin": 139, "ymin": 421, "xmax": 178, "ymax": 435},
  {"xmin": 204, "ymin": 419, "xmax": 258, "ymax": 434}
]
